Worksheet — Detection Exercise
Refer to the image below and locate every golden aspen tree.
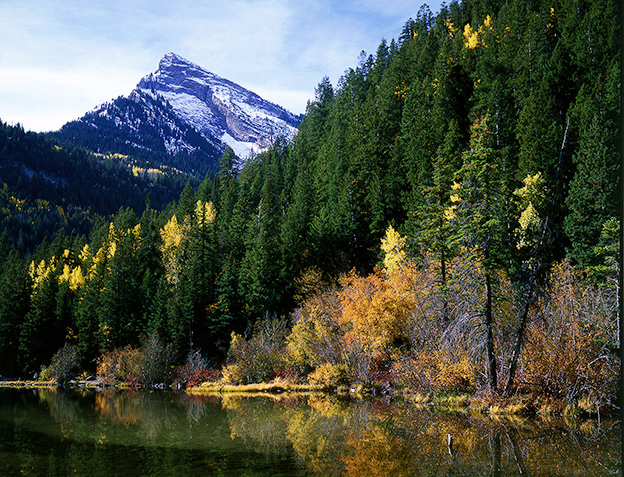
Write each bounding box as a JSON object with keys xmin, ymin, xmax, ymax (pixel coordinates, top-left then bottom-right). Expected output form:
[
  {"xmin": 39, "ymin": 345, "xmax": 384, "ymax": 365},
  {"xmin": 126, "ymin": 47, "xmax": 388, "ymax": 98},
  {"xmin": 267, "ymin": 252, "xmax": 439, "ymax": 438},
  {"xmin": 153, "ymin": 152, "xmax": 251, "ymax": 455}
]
[
  {"xmin": 380, "ymin": 225, "xmax": 408, "ymax": 272},
  {"xmin": 160, "ymin": 214, "xmax": 189, "ymax": 287}
]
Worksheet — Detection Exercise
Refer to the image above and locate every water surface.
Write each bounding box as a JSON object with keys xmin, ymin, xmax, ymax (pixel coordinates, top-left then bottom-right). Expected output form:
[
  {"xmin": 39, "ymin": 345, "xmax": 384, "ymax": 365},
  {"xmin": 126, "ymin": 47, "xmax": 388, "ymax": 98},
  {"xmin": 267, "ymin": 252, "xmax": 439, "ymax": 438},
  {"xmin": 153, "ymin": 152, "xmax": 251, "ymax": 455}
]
[{"xmin": 0, "ymin": 388, "xmax": 620, "ymax": 475}]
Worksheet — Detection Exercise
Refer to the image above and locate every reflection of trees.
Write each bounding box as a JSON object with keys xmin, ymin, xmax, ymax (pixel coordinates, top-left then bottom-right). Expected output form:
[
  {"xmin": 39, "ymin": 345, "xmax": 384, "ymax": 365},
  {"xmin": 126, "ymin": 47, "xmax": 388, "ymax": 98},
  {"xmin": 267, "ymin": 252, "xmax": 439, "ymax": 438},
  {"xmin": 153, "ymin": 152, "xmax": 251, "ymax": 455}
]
[
  {"xmin": 175, "ymin": 392, "xmax": 212, "ymax": 423},
  {"xmin": 287, "ymin": 397, "xmax": 348, "ymax": 476},
  {"xmin": 225, "ymin": 396, "xmax": 294, "ymax": 457},
  {"xmin": 38, "ymin": 388, "xmax": 79, "ymax": 429},
  {"xmin": 2, "ymin": 390, "xmax": 620, "ymax": 475},
  {"xmin": 225, "ymin": 394, "xmax": 621, "ymax": 475},
  {"xmin": 342, "ymin": 425, "xmax": 415, "ymax": 477},
  {"xmin": 95, "ymin": 390, "xmax": 175, "ymax": 440},
  {"xmin": 95, "ymin": 389, "xmax": 142, "ymax": 425}
]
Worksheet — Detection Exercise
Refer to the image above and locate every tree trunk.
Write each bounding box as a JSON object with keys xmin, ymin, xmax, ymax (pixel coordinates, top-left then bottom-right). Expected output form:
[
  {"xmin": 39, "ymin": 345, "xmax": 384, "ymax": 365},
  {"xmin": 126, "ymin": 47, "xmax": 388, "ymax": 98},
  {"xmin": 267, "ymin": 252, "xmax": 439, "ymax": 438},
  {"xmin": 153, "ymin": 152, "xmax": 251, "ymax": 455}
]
[
  {"xmin": 503, "ymin": 297, "xmax": 531, "ymax": 395},
  {"xmin": 485, "ymin": 271, "xmax": 497, "ymax": 392},
  {"xmin": 440, "ymin": 249, "xmax": 449, "ymax": 322}
]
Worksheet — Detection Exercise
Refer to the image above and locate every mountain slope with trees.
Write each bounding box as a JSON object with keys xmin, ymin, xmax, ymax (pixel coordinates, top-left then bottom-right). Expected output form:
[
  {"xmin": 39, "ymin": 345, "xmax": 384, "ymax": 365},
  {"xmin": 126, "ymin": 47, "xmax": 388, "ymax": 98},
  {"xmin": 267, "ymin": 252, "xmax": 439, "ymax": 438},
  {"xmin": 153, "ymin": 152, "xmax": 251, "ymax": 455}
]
[
  {"xmin": 0, "ymin": 120, "xmax": 196, "ymax": 254},
  {"xmin": 0, "ymin": 0, "xmax": 619, "ymax": 408}
]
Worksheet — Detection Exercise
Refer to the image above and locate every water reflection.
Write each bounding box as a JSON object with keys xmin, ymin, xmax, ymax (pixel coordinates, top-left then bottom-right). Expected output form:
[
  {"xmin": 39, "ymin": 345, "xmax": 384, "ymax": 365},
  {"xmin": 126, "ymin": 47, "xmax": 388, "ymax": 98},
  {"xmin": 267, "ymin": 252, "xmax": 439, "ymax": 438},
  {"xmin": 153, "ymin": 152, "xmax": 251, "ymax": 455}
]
[
  {"xmin": 0, "ymin": 388, "xmax": 620, "ymax": 476},
  {"xmin": 217, "ymin": 394, "xmax": 621, "ymax": 476}
]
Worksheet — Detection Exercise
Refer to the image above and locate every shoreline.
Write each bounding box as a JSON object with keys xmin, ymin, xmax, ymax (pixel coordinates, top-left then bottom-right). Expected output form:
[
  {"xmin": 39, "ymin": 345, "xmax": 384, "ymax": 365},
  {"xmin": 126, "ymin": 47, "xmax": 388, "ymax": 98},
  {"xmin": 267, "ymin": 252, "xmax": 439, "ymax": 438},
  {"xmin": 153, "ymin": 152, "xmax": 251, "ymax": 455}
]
[{"xmin": 1, "ymin": 379, "xmax": 618, "ymax": 420}]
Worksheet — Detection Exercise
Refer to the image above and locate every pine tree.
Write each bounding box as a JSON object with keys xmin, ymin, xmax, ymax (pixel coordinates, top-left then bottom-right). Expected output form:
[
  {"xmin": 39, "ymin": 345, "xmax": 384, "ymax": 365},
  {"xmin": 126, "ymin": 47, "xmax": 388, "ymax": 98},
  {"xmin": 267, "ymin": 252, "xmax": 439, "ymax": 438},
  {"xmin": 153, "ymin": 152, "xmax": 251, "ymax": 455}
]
[
  {"xmin": 98, "ymin": 225, "xmax": 146, "ymax": 350},
  {"xmin": 0, "ymin": 251, "xmax": 31, "ymax": 376},
  {"xmin": 239, "ymin": 176, "xmax": 283, "ymax": 319},
  {"xmin": 448, "ymin": 115, "xmax": 508, "ymax": 392},
  {"xmin": 564, "ymin": 115, "xmax": 619, "ymax": 267},
  {"xmin": 19, "ymin": 266, "xmax": 62, "ymax": 375}
]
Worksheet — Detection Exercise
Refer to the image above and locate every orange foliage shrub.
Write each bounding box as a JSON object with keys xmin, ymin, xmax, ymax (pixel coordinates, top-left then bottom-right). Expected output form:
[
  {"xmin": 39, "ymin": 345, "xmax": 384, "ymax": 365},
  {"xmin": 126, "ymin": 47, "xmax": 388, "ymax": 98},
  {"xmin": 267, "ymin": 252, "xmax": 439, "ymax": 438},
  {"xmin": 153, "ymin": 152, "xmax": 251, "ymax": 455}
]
[
  {"xmin": 96, "ymin": 332, "xmax": 174, "ymax": 385},
  {"xmin": 432, "ymin": 347, "xmax": 478, "ymax": 391},
  {"xmin": 97, "ymin": 345, "xmax": 142, "ymax": 385},
  {"xmin": 288, "ymin": 250, "xmax": 449, "ymax": 386},
  {"xmin": 392, "ymin": 345, "xmax": 478, "ymax": 392},
  {"xmin": 286, "ymin": 227, "xmax": 619, "ymax": 402},
  {"xmin": 519, "ymin": 261, "xmax": 619, "ymax": 403},
  {"xmin": 337, "ymin": 264, "xmax": 425, "ymax": 355}
]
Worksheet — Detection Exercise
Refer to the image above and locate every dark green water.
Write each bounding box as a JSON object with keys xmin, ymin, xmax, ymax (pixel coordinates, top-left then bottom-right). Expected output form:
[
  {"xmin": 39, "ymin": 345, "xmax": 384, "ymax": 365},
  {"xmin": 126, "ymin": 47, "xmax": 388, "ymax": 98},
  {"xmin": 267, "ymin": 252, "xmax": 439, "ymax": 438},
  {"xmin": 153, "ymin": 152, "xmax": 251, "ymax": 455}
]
[{"xmin": 0, "ymin": 388, "xmax": 620, "ymax": 476}]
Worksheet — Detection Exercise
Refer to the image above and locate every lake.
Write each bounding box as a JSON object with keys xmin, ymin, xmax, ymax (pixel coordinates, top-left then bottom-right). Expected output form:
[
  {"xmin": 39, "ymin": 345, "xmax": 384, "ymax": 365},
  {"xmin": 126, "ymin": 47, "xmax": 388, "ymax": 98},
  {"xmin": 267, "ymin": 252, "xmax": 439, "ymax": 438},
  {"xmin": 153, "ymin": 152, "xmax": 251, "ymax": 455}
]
[{"xmin": 0, "ymin": 388, "xmax": 620, "ymax": 475}]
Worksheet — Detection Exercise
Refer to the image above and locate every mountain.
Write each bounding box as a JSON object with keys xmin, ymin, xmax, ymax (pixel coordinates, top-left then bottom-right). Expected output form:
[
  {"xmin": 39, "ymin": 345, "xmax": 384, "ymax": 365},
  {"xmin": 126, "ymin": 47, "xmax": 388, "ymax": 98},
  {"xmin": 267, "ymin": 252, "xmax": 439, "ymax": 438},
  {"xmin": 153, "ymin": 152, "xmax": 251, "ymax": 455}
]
[
  {"xmin": 50, "ymin": 52, "xmax": 301, "ymax": 176},
  {"xmin": 139, "ymin": 52, "xmax": 301, "ymax": 158}
]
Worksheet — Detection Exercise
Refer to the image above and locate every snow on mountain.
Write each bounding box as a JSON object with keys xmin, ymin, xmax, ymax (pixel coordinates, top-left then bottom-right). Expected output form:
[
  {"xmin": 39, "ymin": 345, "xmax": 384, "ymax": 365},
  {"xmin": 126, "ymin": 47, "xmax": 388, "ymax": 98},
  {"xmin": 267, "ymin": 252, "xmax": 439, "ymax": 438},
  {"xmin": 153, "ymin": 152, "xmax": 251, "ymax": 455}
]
[
  {"xmin": 137, "ymin": 52, "xmax": 301, "ymax": 161},
  {"xmin": 51, "ymin": 53, "xmax": 301, "ymax": 175}
]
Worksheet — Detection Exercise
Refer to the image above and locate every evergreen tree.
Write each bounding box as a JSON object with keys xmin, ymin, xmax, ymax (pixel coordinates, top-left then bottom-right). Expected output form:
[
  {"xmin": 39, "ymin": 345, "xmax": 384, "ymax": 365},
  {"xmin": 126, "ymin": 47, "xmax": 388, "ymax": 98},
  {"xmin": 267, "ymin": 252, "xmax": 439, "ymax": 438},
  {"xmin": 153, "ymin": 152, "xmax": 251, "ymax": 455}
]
[
  {"xmin": 448, "ymin": 115, "xmax": 508, "ymax": 392},
  {"xmin": 565, "ymin": 110, "xmax": 619, "ymax": 266},
  {"xmin": 239, "ymin": 176, "xmax": 283, "ymax": 319},
  {"xmin": 98, "ymin": 224, "xmax": 146, "ymax": 350},
  {"xmin": 19, "ymin": 267, "xmax": 62, "ymax": 375},
  {"xmin": 0, "ymin": 251, "xmax": 31, "ymax": 377}
]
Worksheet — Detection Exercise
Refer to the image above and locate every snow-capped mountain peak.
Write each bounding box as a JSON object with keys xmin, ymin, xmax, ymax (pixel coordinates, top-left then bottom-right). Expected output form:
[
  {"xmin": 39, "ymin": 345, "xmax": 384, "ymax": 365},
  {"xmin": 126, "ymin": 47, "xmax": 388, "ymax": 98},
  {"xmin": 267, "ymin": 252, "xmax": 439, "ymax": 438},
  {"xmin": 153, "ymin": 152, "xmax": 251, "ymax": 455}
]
[
  {"xmin": 52, "ymin": 53, "xmax": 301, "ymax": 177},
  {"xmin": 137, "ymin": 52, "xmax": 300, "ymax": 160}
]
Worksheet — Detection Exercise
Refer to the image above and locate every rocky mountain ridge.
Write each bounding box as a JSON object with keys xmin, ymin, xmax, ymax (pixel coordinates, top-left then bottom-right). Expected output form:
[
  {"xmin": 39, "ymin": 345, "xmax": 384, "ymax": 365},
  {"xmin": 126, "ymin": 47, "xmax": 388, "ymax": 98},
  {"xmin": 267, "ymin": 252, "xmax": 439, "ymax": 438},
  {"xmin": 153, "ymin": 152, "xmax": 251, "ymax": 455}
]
[
  {"xmin": 139, "ymin": 52, "xmax": 301, "ymax": 158},
  {"xmin": 51, "ymin": 53, "xmax": 301, "ymax": 176}
]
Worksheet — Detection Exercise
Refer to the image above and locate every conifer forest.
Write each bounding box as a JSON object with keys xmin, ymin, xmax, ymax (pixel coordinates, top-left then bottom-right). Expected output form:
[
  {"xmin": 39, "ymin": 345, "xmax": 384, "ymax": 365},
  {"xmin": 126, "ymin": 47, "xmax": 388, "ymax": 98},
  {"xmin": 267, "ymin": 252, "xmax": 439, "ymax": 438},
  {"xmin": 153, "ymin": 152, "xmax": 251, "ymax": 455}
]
[{"xmin": 0, "ymin": 0, "xmax": 620, "ymax": 408}]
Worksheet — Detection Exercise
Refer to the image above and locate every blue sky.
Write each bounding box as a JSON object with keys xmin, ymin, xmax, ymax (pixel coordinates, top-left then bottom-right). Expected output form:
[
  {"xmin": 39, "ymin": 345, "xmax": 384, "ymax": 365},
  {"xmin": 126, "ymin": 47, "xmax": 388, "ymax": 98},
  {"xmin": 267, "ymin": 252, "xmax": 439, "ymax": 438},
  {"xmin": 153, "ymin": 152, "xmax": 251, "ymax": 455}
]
[{"xmin": 0, "ymin": 0, "xmax": 443, "ymax": 132}]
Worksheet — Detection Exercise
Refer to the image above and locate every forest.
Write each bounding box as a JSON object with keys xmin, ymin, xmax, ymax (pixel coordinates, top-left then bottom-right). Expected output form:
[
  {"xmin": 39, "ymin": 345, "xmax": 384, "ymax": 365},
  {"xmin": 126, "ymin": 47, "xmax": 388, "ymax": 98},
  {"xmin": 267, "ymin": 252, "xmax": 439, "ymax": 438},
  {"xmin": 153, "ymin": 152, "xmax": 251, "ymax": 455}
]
[
  {"xmin": 0, "ymin": 120, "xmax": 198, "ymax": 254},
  {"xmin": 0, "ymin": 0, "xmax": 620, "ymax": 410}
]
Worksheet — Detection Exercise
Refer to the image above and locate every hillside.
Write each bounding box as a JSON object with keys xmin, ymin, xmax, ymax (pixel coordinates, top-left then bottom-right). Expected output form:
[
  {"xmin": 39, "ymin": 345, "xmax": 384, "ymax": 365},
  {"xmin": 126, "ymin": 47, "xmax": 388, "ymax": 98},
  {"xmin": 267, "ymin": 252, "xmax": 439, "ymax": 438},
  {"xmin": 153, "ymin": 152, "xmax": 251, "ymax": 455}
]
[
  {"xmin": 0, "ymin": 0, "xmax": 619, "ymax": 404},
  {"xmin": 0, "ymin": 120, "xmax": 196, "ymax": 254}
]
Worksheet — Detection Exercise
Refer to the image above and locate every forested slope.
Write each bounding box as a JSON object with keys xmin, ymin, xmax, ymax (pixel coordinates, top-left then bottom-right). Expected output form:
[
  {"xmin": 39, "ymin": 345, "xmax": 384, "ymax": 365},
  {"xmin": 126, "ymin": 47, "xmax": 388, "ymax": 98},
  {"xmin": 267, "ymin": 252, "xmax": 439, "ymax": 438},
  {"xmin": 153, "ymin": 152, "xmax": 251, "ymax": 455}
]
[
  {"xmin": 0, "ymin": 121, "xmax": 198, "ymax": 254},
  {"xmin": 0, "ymin": 0, "xmax": 619, "ymax": 404}
]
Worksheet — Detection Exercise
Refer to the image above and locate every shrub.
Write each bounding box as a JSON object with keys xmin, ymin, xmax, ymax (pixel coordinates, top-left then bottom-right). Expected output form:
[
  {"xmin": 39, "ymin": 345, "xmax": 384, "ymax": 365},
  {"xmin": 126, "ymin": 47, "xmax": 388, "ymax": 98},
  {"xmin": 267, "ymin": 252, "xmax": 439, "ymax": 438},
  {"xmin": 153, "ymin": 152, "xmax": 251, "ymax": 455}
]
[
  {"xmin": 138, "ymin": 331, "xmax": 174, "ymax": 385},
  {"xmin": 96, "ymin": 332, "xmax": 174, "ymax": 386},
  {"xmin": 390, "ymin": 346, "xmax": 477, "ymax": 393},
  {"xmin": 48, "ymin": 343, "xmax": 80, "ymax": 384},
  {"xmin": 275, "ymin": 367, "xmax": 303, "ymax": 383},
  {"xmin": 369, "ymin": 353, "xmax": 395, "ymax": 385},
  {"xmin": 221, "ymin": 363, "xmax": 244, "ymax": 384},
  {"xmin": 223, "ymin": 318, "xmax": 289, "ymax": 384},
  {"xmin": 307, "ymin": 363, "xmax": 350, "ymax": 389},
  {"xmin": 433, "ymin": 349, "xmax": 477, "ymax": 392},
  {"xmin": 97, "ymin": 345, "xmax": 141, "ymax": 385},
  {"xmin": 39, "ymin": 365, "xmax": 53, "ymax": 382},
  {"xmin": 174, "ymin": 350, "xmax": 220, "ymax": 387},
  {"xmin": 392, "ymin": 352, "xmax": 435, "ymax": 390},
  {"xmin": 287, "ymin": 287, "xmax": 343, "ymax": 370},
  {"xmin": 519, "ymin": 261, "xmax": 619, "ymax": 404}
]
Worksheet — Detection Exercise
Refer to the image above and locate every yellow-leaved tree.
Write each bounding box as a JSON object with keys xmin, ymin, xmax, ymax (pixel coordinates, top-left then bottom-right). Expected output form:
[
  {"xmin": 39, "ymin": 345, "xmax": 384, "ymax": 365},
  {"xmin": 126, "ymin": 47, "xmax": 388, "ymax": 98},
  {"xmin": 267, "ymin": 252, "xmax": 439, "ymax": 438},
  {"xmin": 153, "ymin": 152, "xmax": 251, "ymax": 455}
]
[
  {"xmin": 380, "ymin": 225, "xmax": 408, "ymax": 272},
  {"xmin": 514, "ymin": 172, "xmax": 547, "ymax": 252},
  {"xmin": 160, "ymin": 214, "xmax": 189, "ymax": 287},
  {"xmin": 195, "ymin": 200, "xmax": 216, "ymax": 228}
]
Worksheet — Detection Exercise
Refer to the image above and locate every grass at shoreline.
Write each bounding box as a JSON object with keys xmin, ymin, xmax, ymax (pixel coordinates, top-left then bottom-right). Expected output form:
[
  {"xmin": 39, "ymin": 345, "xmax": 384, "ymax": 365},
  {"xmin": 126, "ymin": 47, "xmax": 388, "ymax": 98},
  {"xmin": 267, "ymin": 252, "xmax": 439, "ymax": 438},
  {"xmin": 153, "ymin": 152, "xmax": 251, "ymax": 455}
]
[
  {"xmin": 0, "ymin": 380, "xmax": 57, "ymax": 388},
  {"xmin": 1, "ymin": 379, "xmax": 615, "ymax": 419},
  {"xmin": 0, "ymin": 379, "xmax": 105, "ymax": 389},
  {"xmin": 187, "ymin": 380, "xmax": 326, "ymax": 394},
  {"xmin": 405, "ymin": 390, "xmax": 618, "ymax": 418}
]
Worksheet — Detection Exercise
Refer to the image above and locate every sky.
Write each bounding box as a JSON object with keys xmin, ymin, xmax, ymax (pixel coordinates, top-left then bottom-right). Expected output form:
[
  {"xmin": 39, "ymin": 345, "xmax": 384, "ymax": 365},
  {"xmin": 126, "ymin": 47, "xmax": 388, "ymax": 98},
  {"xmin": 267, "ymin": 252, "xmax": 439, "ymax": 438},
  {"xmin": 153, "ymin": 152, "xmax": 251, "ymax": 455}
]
[{"xmin": 0, "ymin": 0, "xmax": 444, "ymax": 132}]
